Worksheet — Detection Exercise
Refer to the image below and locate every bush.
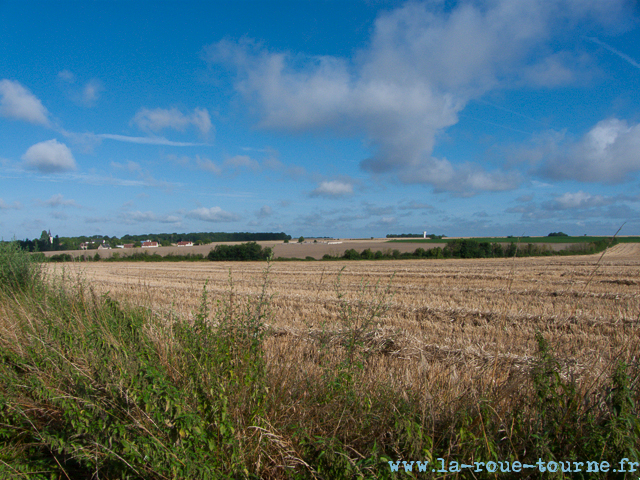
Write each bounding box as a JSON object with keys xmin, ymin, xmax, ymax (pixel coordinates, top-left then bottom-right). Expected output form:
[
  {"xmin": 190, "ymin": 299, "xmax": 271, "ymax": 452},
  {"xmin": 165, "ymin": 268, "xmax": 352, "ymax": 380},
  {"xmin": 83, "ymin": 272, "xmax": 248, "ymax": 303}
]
[
  {"xmin": 48, "ymin": 253, "xmax": 74, "ymax": 263},
  {"xmin": 0, "ymin": 241, "xmax": 41, "ymax": 293},
  {"xmin": 342, "ymin": 249, "xmax": 360, "ymax": 260},
  {"xmin": 360, "ymin": 248, "xmax": 374, "ymax": 260}
]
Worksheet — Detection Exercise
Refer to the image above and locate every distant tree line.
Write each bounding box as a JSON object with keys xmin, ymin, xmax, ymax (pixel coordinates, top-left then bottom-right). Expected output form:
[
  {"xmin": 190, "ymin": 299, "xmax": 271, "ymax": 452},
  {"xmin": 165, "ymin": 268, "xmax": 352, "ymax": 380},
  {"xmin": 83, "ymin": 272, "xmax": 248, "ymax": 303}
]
[
  {"xmin": 548, "ymin": 232, "xmax": 569, "ymax": 237},
  {"xmin": 318, "ymin": 239, "xmax": 614, "ymax": 261}
]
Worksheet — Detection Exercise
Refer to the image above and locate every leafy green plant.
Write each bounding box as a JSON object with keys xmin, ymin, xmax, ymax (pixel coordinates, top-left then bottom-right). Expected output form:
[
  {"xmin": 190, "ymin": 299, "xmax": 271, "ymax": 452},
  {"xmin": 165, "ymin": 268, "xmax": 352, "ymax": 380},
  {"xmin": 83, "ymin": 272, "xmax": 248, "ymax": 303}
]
[{"xmin": 0, "ymin": 241, "xmax": 42, "ymax": 293}]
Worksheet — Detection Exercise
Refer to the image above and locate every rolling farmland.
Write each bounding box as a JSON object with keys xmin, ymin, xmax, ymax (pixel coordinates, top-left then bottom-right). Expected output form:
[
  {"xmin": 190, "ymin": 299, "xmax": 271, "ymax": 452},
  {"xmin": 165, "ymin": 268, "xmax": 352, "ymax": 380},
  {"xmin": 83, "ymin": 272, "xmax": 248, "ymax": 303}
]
[{"xmin": 49, "ymin": 243, "xmax": 640, "ymax": 393}]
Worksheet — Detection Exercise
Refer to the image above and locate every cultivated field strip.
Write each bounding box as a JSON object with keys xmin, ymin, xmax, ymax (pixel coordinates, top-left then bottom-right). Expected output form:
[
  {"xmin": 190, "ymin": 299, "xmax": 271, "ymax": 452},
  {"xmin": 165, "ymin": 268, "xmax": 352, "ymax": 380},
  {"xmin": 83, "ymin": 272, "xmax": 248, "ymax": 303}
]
[{"xmin": 47, "ymin": 247, "xmax": 640, "ymax": 400}]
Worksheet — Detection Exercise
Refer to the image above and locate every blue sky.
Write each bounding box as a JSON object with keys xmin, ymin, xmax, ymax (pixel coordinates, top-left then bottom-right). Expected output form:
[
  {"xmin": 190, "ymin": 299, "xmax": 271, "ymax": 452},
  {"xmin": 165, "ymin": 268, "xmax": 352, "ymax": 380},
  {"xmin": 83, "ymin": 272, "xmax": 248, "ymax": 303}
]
[{"xmin": 1, "ymin": 0, "xmax": 640, "ymax": 240}]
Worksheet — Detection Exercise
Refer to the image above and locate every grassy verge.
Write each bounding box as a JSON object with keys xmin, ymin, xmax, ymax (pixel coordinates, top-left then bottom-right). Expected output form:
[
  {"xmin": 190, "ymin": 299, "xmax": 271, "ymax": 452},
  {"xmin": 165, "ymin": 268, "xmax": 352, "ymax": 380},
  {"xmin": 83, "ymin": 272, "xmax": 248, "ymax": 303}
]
[{"xmin": 1, "ymin": 242, "xmax": 639, "ymax": 479}]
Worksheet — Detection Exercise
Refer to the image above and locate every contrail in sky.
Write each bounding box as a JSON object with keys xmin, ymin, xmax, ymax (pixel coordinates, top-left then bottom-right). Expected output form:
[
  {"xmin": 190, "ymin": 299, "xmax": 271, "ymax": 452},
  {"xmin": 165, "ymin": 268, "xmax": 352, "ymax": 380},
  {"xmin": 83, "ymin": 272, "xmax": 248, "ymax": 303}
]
[
  {"xmin": 98, "ymin": 134, "xmax": 209, "ymax": 147},
  {"xmin": 586, "ymin": 36, "xmax": 640, "ymax": 70}
]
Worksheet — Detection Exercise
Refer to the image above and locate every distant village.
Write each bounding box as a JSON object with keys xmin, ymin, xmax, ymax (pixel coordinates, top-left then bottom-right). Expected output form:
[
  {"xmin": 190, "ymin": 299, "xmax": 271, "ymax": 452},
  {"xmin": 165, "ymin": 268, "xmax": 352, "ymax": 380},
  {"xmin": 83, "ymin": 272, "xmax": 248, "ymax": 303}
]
[{"xmin": 10, "ymin": 231, "xmax": 292, "ymax": 253}]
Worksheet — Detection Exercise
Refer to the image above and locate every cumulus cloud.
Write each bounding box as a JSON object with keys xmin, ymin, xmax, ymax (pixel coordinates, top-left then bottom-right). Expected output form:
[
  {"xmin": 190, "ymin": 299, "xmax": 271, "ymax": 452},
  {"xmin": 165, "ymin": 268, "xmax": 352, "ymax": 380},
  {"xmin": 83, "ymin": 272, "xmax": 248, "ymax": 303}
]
[
  {"xmin": 0, "ymin": 79, "xmax": 50, "ymax": 125},
  {"xmin": 536, "ymin": 118, "xmax": 640, "ymax": 183},
  {"xmin": 204, "ymin": 0, "xmax": 627, "ymax": 192},
  {"xmin": 132, "ymin": 107, "xmax": 213, "ymax": 136},
  {"xmin": 186, "ymin": 207, "xmax": 239, "ymax": 222},
  {"xmin": 22, "ymin": 139, "xmax": 77, "ymax": 173},
  {"xmin": 310, "ymin": 180, "xmax": 353, "ymax": 198}
]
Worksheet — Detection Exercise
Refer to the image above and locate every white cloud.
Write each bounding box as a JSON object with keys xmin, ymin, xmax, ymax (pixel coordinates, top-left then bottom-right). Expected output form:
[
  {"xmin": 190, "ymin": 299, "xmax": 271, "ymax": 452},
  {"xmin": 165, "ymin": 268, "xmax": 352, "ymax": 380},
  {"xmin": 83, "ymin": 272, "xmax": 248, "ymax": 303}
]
[
  {"xmin": 205, "ymin": 0, "xmax": 627, "ymax": 192},
  {"xmin": 58, "ymin": 70, "xmax": 75, "ymax": 83},
  {"xmin": 22, "ymin": 139, "xmax": 76, "ymax": 173},
  {"xmin": 0, "ymin": 198, "xmax": 22, "ymax": 210},
  {"xmin": 132, "ymin": 107, "xmax": 213, "ymax": 136},
  {"xmin": 546, "ymin": 191, "xmax": 611, "ymax": 210},
  {"xmin": 50, "ymin": 211, "xmax": 68, "ymax": 220},
  {"xmin": 82, "ymin": 79, "xmax": 103, "ymax": 106},
  {"xmin": 224, "ymin": 155, "xmax": 260, "ymax": 171},
  {"xmin": 257, "ymin": 205, "xmax": 272, "ymax": 218},
  {"xmin": 111, "ymin": 160, "xmax": 142, "ymax": 173},
  {"xmin": 520, "ymin": 52, "xmax": 581, "ymax": 87},
  {"xmin": 120, "ymin": 211, "xmax": 157, "ymax": 224},
  {"xmin": 402, "ymin": 157, "xmax": 520, "ymax": 194},
  {"xmin": 398, "ymin": 200, "xmax": 434, "ymax": 211},
  {"xmin": 159, "ymin": 215, "xmax": 182, "ymax": 224},
  {"xmin": 538, "ymin": 118, "xmax": 640, "ymax": 183},
  {"xmin": 118, "ymin": 211, "xmax": 180, "ymax": 225},
  {"xmin": 195, "ymin": 156, "xmax": 222, "ymax": 174},
  {"xmin": 191, "ymin": 108, "xmax": 213, "ymax": 135},
  {"xmin": 186, "ymin": 207, "xmax": 239, "ymax": 222},
  {"xmin": 0, "ymin": 79, "xmax": 50, "ymax": 125},
  {"xmin": 310, "ymin": 180, "xmax": 353, "ymax": 198}
]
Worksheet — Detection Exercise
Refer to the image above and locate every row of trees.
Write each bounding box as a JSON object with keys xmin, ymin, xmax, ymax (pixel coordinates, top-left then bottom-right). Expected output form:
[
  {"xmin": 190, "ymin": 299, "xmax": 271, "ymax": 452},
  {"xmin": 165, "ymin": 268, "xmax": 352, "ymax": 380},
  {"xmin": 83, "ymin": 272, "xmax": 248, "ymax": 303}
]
[{"xmin": 323, "ymin": 239, "xmax": 612, "ymax": 261}]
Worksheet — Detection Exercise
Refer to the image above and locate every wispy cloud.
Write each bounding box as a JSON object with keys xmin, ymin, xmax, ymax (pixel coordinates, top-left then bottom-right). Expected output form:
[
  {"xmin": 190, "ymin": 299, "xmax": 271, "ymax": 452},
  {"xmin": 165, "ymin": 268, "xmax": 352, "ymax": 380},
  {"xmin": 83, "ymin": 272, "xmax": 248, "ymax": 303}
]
[
  {"xmin": 132, "ymin": 107, "xmax": 213, "ymax": 136},
  {"xmin": 37, "ymin": 193, "xmax": 81, "ymax": 208},
  {"xmin": 186, "ymin": 206, "xmax": 240, "ymax": 222},
  {"xmin": 118, "ymin": 210, "xmax": 182, "ymax": 225},
  {"xmin": 195, "ymin": 156, "xmax": 222, "ymax": 174},
  {"xmin": 256, "ymin": 205, "xmax": 272, "ymax": 218},
  {"xmin": 224, "ymin": 155, "xmax": 260, "ymax": 172},
  {"xmin": 58, "ymin": 70, "xmax": 75, "ymax": 83},
  {"xmin": 82, "ymin": 79, "xmax": 104, "ymax": 107},
  {"xmin": 0, "ymin": 198, "xmax": 22, "ymax": 210}
]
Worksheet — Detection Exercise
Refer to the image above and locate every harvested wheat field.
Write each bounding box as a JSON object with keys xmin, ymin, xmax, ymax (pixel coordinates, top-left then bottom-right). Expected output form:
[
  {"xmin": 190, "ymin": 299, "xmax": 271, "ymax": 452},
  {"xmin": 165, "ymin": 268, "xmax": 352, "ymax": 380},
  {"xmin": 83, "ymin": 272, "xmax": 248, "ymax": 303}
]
[{"xmin": 47, "ymin": 244, "xmax": 640, "ymax": 402}]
